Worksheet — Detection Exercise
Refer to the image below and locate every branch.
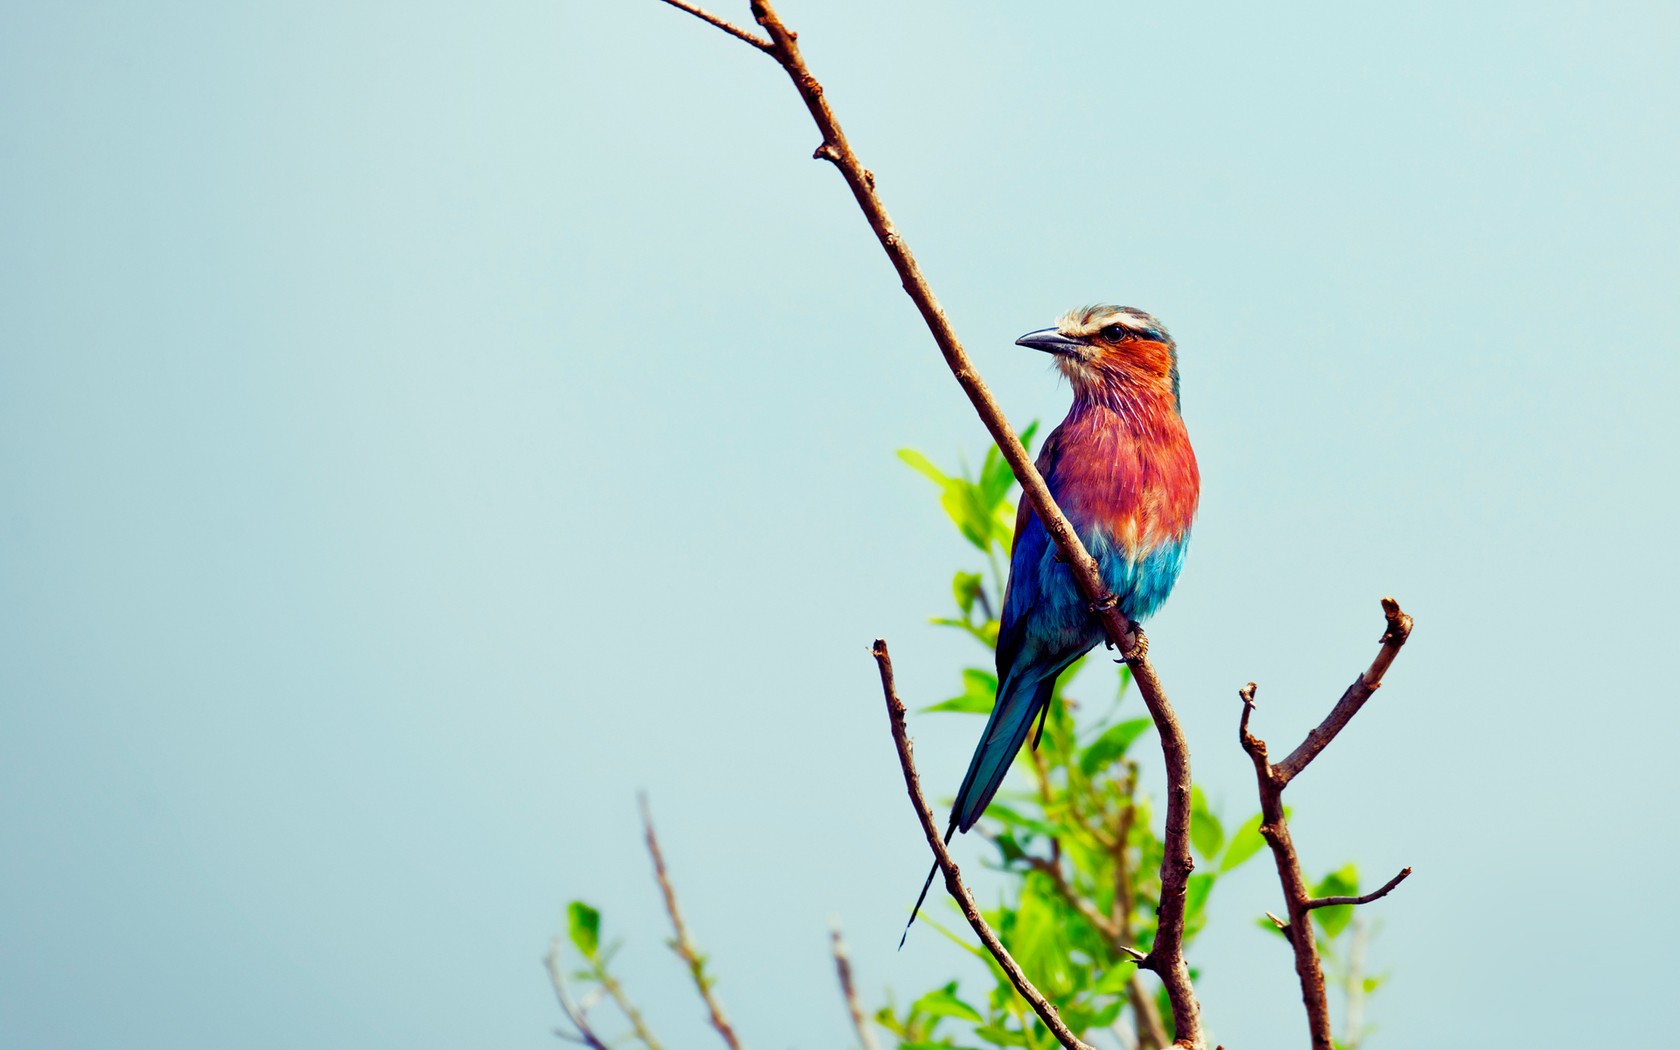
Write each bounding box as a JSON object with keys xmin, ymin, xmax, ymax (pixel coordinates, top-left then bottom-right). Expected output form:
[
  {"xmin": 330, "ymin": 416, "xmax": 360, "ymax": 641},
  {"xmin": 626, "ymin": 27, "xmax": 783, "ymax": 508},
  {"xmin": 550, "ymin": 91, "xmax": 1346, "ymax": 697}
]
[
  {"xmin": 652, "ymin": 0, "xmax": 772, "ymax": 51},
  {"xmin": 591, "ymin": 964, "xmax": 663, "ymax": 1050},
  {"xmin": 653, "ymin": 3, "xmax": 1206, "ymax": 1042},
  {"xmin": 830, "ymin": 920, "xmax": 881, "ymax": 1050},
  {"xmin": 640, "ymin": 795, "xmax": 744, "ymax": 1050},
  {"xmin": 545, "ymin": 939, "xmax": 611, "ymax": 1050},
  {"xmin": 1238, "ymin": 599, "xmax": 1415, "ymax": 1050},
  {"xmin": 1303, "ymin": 867, "xmax": 1412, "ymax": 910},
  {"xmin": 873, "ymin": 639, "xmax": 1097, "ymax": 1050},
  {"xmin": 1274, "ymin": 597, "xmax": 1414, "ymax": 785}
]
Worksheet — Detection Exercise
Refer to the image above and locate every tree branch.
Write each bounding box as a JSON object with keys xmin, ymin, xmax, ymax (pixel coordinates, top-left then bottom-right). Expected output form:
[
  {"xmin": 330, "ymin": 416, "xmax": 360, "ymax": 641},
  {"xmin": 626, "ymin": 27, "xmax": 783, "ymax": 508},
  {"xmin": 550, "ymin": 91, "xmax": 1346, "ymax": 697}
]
[
  {"xmin": 1274, "ymin": 598, "xmax": 1415, "ymax": 785},
  {"xmin": 545, "ymin": 939, "xmax": 612, "ymax": 1050},
  {"xmin": 654, "ymin": 3, "xmax": 1205, "ymax": 1042},
  {"xmin": 652, "ymin": 0, "xmax": 773, "ymax": 51},
  {"xmin": 590, "ymin": 964, "xmax": 663, "ymax": 1050},
  {"xmin": 873, "ymin": 639, "xmax": 1097, "ymax": 1050},
  {"xmin": 640, "ymin": 795, "xmax": 744, "ymax": 1050},
  {"xmin": 1237, "ymin": 599, "xmax": 1415, "ymax": 1050},
  {"xmin": 830, "ymin": 920, "xmax": 881, "ymax": 1050},
  {"xmin": 1303, "ymin": 867, "xmax": 1412, "ymax": 910}
]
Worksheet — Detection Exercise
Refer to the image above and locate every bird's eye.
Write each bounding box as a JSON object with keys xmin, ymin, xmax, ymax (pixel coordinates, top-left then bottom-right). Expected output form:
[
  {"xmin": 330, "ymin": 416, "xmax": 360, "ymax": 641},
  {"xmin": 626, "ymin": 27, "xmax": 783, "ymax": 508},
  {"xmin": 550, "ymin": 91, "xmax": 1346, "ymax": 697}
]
[{"xmin": 1100, "ymin": 324, "xmax": 1128, "ymax": 341}]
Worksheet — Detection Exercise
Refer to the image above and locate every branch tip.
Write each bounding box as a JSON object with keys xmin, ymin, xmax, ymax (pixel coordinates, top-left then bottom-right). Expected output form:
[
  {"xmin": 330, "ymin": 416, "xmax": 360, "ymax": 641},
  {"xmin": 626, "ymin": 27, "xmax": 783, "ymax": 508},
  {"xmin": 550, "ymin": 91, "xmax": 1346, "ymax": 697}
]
[{"xmin": 654, "ymin": 0, "xmax": 774, "ymax": 52}]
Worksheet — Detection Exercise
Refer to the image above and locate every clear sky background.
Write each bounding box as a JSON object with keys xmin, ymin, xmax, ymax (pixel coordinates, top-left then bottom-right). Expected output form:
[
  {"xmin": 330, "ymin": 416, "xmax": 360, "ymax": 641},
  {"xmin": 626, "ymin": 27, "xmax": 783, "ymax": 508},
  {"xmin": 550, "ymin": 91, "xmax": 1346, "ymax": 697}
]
[{"xmin": 3, "ymin": 1, "xmax": 1677, "ymax": 1047}]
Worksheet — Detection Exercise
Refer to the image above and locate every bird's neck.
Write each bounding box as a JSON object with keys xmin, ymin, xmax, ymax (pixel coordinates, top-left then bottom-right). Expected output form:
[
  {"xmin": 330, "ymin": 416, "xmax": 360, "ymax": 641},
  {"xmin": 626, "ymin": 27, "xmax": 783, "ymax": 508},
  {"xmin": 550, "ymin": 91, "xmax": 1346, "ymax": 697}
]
[{"xmin": 1064, "ymin": 384, "xmax": 1180, "ymax": 438}]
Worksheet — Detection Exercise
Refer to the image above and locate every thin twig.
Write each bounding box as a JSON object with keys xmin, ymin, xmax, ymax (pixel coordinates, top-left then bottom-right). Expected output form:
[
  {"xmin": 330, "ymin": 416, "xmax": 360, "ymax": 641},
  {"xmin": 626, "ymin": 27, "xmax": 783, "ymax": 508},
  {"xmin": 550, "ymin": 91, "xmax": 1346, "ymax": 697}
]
[
  {"xmin": 545, "ymin": 938, "xmax": 611, "ymax": 1050},
  {"xmin": 592, "ymin": 964, "xmax": 663, "ymax": 1050},
  {"xmin": 1238, "ymin": 600, "xmax": 1415, "ymax": 1050},
  {"xmin": 657, "ymin": 4, "xmax": 1205, "ymax": 1043},
  {"xmin": 1303, "ymin": 867, "xmax": 1413, "ymax": 910},
  {"xmin": 652, "ymin": 0, "xmax": 772, "ymax": 51},
  {"xmin": 1274, "ymin": 598, "xmax": 1414, "ymax": 785},
  {"xmin": 830, "ymin": 920, "xmax": 881, "ymax": 1050},
  {"xmin": 873, "ymin": 639, "xmax": 1097, "ymax": 1050},
  {"xmin": 640, "ymin": 794, "xmax": 744, "ymax": 1050}
]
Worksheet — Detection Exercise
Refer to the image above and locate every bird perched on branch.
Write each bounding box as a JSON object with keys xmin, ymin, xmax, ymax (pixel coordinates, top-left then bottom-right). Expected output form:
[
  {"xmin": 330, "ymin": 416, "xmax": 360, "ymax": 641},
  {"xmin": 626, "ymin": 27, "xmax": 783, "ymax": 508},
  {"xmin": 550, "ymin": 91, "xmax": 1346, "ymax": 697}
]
[{"xmin": 904, "ymin": 305, "xmax": 1200, "ymax": 944}]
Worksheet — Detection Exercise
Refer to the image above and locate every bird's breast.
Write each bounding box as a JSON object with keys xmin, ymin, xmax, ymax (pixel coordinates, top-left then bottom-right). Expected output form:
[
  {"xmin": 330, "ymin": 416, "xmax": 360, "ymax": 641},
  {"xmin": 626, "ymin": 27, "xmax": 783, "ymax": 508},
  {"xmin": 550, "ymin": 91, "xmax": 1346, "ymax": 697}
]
[{"xmin": 1048, "ymin": 403, "xmax": 1199, "ymax": 558}]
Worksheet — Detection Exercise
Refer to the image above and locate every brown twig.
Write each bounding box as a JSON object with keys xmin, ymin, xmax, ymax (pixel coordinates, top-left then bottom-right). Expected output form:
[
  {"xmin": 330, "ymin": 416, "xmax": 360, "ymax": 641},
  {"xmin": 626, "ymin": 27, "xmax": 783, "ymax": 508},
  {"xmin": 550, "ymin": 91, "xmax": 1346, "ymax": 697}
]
[
  {"xmin": 1274, "ymin": 598, "xmax": 1414, "ymax": 785},
  {"xmin": 545, "ymin": 939, "xmax": 611, "ymax": 1050},
  {"xmin": 1303, "ymin": 867, "xmax": 1412, "ymax": 910},
  {"xmin": 591, "ymin": 965, "xmax": 663, "ymax": 1050},
  {"xmin": 873, "ymin": 639, "xmax": 1097, "ymax": 1050},
  {"xmin": 830, "ymin": 920, "xmax": 881, "ymax": 1050},
  {"xmin": 640, "ymin": 794, "xmax": 744, "ymax": 1050},
  {"xmin": 1238, "ymin": 599, "xmax": 1415, "ymax": 1050},
  {"xmin": 655, "ymin": 4, "xmax": 1206, "ymax": 1042},
  {"xmin": 652, "ymin": 0, "xmax": 772, "ymax": 51}
]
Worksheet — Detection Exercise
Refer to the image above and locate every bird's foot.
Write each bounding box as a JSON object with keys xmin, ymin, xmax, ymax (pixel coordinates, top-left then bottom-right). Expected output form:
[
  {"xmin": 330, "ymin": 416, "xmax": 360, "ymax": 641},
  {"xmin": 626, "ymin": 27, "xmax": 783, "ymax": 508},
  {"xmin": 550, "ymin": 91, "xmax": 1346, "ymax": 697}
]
[{"xmin": 1117, "ymin": 623, "xmax": 1148, "ymax": 662}]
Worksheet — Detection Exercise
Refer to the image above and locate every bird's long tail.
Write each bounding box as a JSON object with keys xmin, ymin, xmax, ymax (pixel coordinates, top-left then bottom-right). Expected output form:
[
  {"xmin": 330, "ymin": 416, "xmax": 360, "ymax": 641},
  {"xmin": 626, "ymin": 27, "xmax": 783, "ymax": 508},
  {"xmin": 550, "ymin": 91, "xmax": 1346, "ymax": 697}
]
[
  {"xmin": 951, "ymin": 673, "xmax": 1055, "ymax": 833},
  {"xmin": 898, "ymin": 822, "xmax": 956, "ymax": 949}
]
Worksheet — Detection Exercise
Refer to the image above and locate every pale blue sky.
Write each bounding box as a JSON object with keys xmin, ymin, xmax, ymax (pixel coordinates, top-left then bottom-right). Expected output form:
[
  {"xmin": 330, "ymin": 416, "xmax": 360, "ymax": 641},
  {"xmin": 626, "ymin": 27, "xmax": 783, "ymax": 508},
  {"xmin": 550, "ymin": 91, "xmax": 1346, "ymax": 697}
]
[{"xmin": 3, "ymin": 2, "xmax": 1677, "ymax": 1048}]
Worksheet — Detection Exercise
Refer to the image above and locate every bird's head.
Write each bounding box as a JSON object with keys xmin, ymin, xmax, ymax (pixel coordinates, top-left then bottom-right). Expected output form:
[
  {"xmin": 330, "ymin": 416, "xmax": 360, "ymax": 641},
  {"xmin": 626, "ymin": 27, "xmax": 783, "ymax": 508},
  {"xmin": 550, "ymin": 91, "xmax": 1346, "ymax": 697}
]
[{"xmin": 1016, "ymin": 305, "xmax": 1180, "ymax": 410}]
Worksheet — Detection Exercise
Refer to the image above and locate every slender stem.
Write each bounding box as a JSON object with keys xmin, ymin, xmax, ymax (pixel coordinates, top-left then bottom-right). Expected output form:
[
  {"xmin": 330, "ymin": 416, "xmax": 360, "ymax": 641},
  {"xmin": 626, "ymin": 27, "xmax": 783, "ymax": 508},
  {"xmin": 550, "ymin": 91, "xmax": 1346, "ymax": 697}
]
[
  {"xmin": 640, "ymin": 795, "xmax": 744, "ymax": 1050},
  {"xmin": 830, "ymin": 921, "xmax": 881, "ymax": 1050},
  {"xmin": 590, "ymin": 963, "xmax": 664, "ymax": 1050},
  {"xmin": 652, "ymin": 0, "xmax": 772, "ymax": 50},
  {"xmin": 545, "ymin": 939, "xmax": 612, "ymax": 1050},
  {"xmin": 1304, "ymin": 867, "xmax": 1412, "ymax": 910},
  {"xmin": 874, "ymin": 639, "xmax": 1097, "ymax": 1050},
  {"xmin": 1274, "ymin": 598, "xmax": 1414, "ymax": 785}
]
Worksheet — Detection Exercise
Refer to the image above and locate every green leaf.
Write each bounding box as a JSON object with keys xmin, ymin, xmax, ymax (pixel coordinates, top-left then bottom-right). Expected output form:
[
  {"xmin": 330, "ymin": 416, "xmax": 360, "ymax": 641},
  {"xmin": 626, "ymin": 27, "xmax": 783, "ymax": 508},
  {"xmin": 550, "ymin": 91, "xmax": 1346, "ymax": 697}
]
[
  {"xmin": 1219, "ymin": 812, "xmax": 1266, "ymax": 872},
  {"xmin": 1311, "ymin": 864, "xmax": 1360, "ymax": 939},
  {"xmin": 1189, "ymin": 786, "xmax": 1225, "ymax": 860},
  {"xmin": 1078, "ymin": 718, "xmax": 1152, "ymax": 776},
  {"xmin": 952, "ymin": 571, "xmax": 984, "ymax": 616},
  {"xmin": 924, "ymin": 668, "xmax": 998, "ymax": 714},
  {"xmin": 1086, "ymin": 998, "xmax": 1123, "ymax": 1027},
  {"xmin": 911, "ymin": 982, "xmax": 985, "ymax": 1024},
  {"xmin": 1184, "ymin": 872, "xmax": 1216, "ymax": 929},
  {"xmin": 940, "ymin": 479, "xmax": 996, "ymax": 552},
  {"xmin": 566, "ymin": 901, "xmax": 600, "ymax": 959},
  {"xmin": 898, "ymin": 448, "xmax": 952, "ymax": 486},
  {"xmin": 1091, "ymin": 965, "xmax": 1136, "ymax": 995},
  {"xmin": 982, "ymin": 802, "xmax": 1061, "ymax": 840},
  {"xmin": 972, "ymin": 1025, "xmax": 1029, "ymax": 1047}
]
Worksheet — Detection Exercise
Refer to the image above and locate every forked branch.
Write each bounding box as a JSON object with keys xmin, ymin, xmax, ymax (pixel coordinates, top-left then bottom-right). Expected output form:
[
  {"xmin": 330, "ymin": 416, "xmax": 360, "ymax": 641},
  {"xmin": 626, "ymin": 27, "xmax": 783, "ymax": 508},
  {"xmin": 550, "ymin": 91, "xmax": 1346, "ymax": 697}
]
[
  {"xmin": 653, "ymin": 3, "xmax": 1204, "ymax": 1042},
  {"xmin": 1238, "ymin": 599, "xmax": 1415, "ymax": 1050}
]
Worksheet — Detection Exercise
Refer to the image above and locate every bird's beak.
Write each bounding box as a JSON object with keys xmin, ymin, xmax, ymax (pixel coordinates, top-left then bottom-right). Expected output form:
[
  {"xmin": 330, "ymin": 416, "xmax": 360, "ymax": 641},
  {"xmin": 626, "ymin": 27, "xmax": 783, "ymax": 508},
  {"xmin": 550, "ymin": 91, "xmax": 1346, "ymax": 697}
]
[{"xmin": 1015, "ymin": 328, "xmax": 1086, "ymax": 356}]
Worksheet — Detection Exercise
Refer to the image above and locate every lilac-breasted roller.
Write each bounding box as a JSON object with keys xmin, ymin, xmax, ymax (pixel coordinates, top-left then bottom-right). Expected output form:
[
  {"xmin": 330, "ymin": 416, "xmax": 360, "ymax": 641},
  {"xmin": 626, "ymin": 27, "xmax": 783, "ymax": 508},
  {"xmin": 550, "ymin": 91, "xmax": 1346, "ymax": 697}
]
[{"xmin": 904, "ymin": 305, "xmax": 1200, "ymax": 943}]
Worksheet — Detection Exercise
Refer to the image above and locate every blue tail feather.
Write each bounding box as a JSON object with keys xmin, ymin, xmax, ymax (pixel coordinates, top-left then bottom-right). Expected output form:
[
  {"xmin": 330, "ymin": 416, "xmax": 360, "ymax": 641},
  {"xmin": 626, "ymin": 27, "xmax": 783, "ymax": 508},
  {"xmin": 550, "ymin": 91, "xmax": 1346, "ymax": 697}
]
[{"xmin": 951, "ymin": 673, "xmax": 1056, "ymax": 832}]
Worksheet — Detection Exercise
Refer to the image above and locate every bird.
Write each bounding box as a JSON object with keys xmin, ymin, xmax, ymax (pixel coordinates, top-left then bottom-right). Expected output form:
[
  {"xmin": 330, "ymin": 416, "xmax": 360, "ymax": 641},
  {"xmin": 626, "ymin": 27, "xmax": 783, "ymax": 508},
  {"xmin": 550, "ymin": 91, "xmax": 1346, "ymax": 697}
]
[{"xmin": 902, "ymin": 304, "xmax": 1200, "ymax": 945}]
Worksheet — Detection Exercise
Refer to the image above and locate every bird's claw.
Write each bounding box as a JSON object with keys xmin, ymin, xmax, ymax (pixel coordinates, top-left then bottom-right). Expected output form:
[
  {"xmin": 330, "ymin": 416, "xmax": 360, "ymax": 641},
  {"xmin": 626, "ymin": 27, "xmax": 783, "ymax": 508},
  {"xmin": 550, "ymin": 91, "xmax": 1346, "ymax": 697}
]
[{"xmin": 1113, "ymin": 623, "xmax": 1147, "ymax": 662}]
